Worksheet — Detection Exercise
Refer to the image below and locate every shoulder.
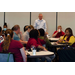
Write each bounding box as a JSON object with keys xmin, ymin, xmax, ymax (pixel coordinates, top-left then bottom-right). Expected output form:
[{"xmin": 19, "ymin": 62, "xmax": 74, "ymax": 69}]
[
  {"xmin": 11, "ymin": 40, "xmax": 23, "ymax": 47},
  {"xmin": 38, "ymin": 38, "xmax": 43, "ymax": 41},
  {"xmin": 54, "ymin": 31, "xmax": 57, "ymax": 33},
  {"xmin": 70, "ymin": 36, "xmax": 75, "ymax": 38},
  {"xmin": 39, "ymin": 36, "xmax": 44, "ymax": 39},
  {"xmin": 61, "ymin": 31, "xmax": 65, "ymax": 34},
  {"xmin": 29, "ymin": 38, "xmax": 36, "ymax": 42},
  {"xmin": 42, "ymin": 19, "xmax": 46, "ymax": 22},
  {"xmin": 35, "ymin": 19, "xmax": 39, "ymax": 22},
  {"xmin": 11, "ymin": 40, "xmax": 21, "ymax": 43}
]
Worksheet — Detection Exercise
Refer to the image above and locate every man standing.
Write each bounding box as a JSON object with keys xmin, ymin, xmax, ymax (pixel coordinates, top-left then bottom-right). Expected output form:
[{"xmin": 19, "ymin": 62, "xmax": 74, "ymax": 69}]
[{"xmin": 34, "ymin": 13, "xmax": 47, "ymax": 32}]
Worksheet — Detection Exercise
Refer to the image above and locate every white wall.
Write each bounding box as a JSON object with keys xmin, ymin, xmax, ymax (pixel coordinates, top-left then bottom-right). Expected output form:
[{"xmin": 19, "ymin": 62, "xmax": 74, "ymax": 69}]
[
  {"xmin": 31, "ymin": 12, "xmax": 56, "ymax": 36},
  {"xmin": 5, "ymin": 12, "xmax": 30, "ymax": 33},
  {"xmin": 58, "ymin": 12, "xmax": 75, "ymax": 35},
  {"xmin": 0, "ymin": 12, "xmax": 4, "ymax": 28}
]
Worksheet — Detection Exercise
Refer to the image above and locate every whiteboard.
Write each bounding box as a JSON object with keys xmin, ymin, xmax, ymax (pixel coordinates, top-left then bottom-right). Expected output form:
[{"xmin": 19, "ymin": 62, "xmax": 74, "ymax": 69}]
[
  {"xmin": 5, "ymin": 12, "xmax": 30, "ymax": 33},
  {"xmin": 58, "ymin": 12, "xmax": 75, "ymax": 35},
  {"xmin": 31, "ymin": 12, "xmax": 56, "ymax": 37},
  {"xmin": 0, "ymin": 12, "xmax": 4, "ymax": 29}
]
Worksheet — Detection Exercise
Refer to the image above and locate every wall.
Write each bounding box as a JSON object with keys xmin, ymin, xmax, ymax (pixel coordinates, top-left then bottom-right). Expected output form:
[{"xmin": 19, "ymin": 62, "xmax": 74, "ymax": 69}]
[
  {"xmin": 5, "ymin": 12, "xmax": 30, "ymax": 33},
  {"xmin": 0, "ymin": 12, "xmax": 4, "ymax": 28},
  {"xmin": 58, "ymin": 12, "xmax": 75, "ymax": 35}
]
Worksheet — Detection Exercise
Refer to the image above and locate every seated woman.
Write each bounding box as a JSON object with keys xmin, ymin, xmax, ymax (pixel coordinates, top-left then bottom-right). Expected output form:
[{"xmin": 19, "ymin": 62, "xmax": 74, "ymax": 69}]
[
  {"xmin": 0, "ymin": 26, "xmax": 4, "ymax": 43},
  {"xmin": 26, "ymin": 29, "xmax": 55, "ymax": 62},
  {"xmin": 23, "ymin": 25, "xmax": 34, "ymax": 41},
  {"xmin": 26, "ymin": 29, "xmax": 47, "ymax": 51},
  {"xmin": 57, "ymin": 28, "xmax": 75, "ymax": 47},
  {"xmin": 2, "ymin": 23, "xmax": 8, "ymax": 35},
  {"xmin": 24, "ymin": 25, "xmax": 29, "ymax": 32},
  {"xmin": 52, "ymin": 25, "xmax": 65, "ymax": 38},
  {"xmin": 38, "ymin": 28, "xmax": 51, "ymax": 48},
  {"xmin": 0, "ymin": 29, "xmax": 27, "ymax": 62}
]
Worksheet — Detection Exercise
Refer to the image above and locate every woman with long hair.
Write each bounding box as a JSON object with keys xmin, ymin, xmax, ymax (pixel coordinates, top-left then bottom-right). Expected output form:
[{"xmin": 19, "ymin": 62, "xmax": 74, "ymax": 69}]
[
  {"xmin": 57, "ymin": 28, "xmax": 75, "ymax": 47},
  {"xmin": 0, "ymin": 29, "xmax": 27, "ymax": 62}
]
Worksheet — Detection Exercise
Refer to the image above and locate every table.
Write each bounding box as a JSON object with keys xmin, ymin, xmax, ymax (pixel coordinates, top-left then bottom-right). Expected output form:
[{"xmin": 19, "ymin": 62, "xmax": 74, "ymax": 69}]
[
  {"xmin": 26, "ymin": 51, "xmax": 54, "ymax": 58},
  {"xmin": 48, "ymin": 38, "xmax": 60, "ymax": 42},
  {"xmin": 51, "ymin": 42, "xmax": 68, "ymax": 47}
]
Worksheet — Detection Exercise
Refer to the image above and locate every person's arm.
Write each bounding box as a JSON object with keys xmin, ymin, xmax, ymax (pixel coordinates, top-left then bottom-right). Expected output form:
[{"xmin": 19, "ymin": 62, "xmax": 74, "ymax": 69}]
[
  {"xmin": 57, "ymin": 36, "xmax": 64, "ymax": 43},
  {"xmin": 66, "ymin": 36, "xmax": 75, "ymax": 45},
  {"xmin": 30, "ymin": 39, "xmax": 47, "ymax": 51},
  {"xmin": 19, "ymin": 31, "xmax": 23, "ymax": 41},
  {"xmin": 20, "ymin": 47, "xmax": 27, "ymax": 62},
  {"xmin": 19, "ymin": 40, "xmax": 28, "ymax": 44},
  {"xmin": 52, "ymin": 30, "xmax": 59, "ymax": 38},
  {"xmin": 38, "ymin": 45, "xmax": 47, "ymax": 51}
]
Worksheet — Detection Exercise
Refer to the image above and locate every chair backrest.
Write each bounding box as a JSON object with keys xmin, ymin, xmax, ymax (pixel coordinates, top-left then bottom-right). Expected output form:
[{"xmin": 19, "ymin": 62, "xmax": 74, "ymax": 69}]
[
  {"xmin": 57, "ymin": 48, "xmax": 75, "ymax": 62},
  {"xmin": 0, "ymin": 53, "xmax": 14, "ymax": 62}
]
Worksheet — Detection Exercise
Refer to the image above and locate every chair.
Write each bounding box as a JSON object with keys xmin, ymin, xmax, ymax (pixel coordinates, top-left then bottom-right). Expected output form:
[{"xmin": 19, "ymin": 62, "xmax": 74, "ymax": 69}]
[
  {"xmin": 0, "ymin": 53, "xmax": 14, "ymax": 62},
  {"xmin": 57, "ymin": 48, "xmax": 75, "ymax": 62}
]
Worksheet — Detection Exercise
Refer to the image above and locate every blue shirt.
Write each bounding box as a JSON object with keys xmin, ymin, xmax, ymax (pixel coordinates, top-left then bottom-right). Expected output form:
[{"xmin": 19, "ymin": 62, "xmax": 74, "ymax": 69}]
[
  {"xmin": 13, "ymin": 32, "xmax": 20, "ymax": 41},
  {"xmin": 34, "ymin": 19, "xmax": 47, "ymax": 32}
]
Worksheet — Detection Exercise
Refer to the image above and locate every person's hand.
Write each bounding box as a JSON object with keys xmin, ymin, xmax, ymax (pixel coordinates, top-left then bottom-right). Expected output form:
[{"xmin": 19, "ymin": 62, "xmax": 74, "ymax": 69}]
[
  {"xmin": 65, "ymin": 41, "xmax": 68, "ymax": 43},
  {"xmin": 57, "ymin": 39, "xmax": 64, "ymax": 43},
  {"xmin": 43, "ymin": 47, "xmax": 48, "ymax": 51},
  {"xmin": 19, "ymin": 31, "xmax": 22, "ymax": 35},
  {"xmin": 45, "ymin": 32, "xmax": 48, "ymax": 35},
  {"xmin": 44, "ymin": 35, "xmax": 47, "ymax": 41}
]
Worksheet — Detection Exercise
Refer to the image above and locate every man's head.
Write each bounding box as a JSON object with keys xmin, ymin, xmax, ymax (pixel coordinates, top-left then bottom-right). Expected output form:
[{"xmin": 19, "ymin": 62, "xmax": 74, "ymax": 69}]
[
  {"xmin": 0, "ymin": 26, "xmax": 2, "ymax": 35},
  {"xmin": 38, "ymin": 13, "xmax": 43, "ymax": 20},
  {"xmin": 57, "ymin": 25, "xmax": 62, "ymax": 31},
  {"xmin": 13, "ymin": 25, "xmax": 20, "ymax": 34}
]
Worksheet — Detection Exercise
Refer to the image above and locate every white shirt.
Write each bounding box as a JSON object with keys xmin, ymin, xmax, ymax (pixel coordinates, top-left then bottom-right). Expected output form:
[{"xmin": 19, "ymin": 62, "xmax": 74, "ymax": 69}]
[
  {"xmin": 34, "ymin": 19, "xmax": 47, "ymax": 32},
  {"xmin": 0, "ymin": 36, "xmax": 4, "ymax": 43},
  {"xmin": 23, "ymin": 31, "xmax": 29, "ymax": 41}
]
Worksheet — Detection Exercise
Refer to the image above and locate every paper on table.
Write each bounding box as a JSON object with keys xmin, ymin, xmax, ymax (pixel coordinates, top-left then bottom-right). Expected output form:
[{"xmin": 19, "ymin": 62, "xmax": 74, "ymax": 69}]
[{"xmin": 49, "ymin": 38, "xmax": 59, "ymax": 41}]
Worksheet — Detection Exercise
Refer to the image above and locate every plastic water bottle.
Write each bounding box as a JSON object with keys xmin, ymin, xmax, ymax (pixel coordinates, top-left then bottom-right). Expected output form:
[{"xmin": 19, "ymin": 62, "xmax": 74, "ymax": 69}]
[{"xmin": 32, "ymin": 46, "xmax": 36, "ymax": 55}]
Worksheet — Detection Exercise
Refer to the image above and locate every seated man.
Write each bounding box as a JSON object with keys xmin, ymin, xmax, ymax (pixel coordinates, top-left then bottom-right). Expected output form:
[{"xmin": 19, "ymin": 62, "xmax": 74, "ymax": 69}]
[
  {"xmin": 12, "ymin": 25, "xmax": 27, "ymax": 44},
  {"xmin": 0, "ymin": 26, "xmax": 4, "ymax": 43},
  {"xmin": 52, "ymin": 25, "xmax": 65, "ymax": 38}
]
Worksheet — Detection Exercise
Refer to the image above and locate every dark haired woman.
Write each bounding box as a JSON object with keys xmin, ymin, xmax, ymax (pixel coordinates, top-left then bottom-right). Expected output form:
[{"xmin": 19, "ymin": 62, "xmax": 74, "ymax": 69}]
[
  {"xmin": 2, "ymin": 23, "xmax": 8, "ymax": 34},
  {"xmin": 57, "ymin": 28, "xmax": 75, "ymax": 47},
  {"xmin": 26, "ymin": 29, "xmax": 47, "ymax": 50},
  {"xmin": 0, "ymin": 29, "xmax": 27, "ymax": 62}
]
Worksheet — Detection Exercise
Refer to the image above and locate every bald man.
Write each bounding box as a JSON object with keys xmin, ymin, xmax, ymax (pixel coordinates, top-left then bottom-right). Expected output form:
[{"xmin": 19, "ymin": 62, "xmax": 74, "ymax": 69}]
[{"xmin": 34, "ymin": 14, "xmax": 47, "ymax": 32}]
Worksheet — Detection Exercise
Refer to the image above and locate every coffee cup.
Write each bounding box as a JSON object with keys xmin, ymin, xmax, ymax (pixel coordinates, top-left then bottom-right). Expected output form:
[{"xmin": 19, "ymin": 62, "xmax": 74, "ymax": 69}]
[{"xmin": 58, "ymin": 29, "xmax": 61, "ymax": 32}]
